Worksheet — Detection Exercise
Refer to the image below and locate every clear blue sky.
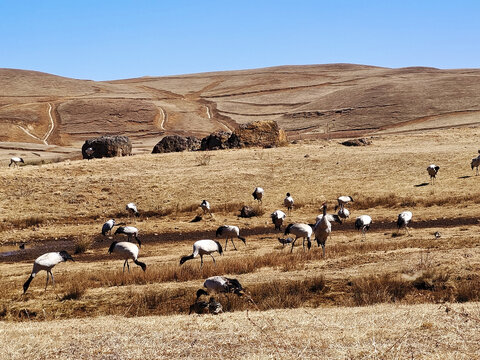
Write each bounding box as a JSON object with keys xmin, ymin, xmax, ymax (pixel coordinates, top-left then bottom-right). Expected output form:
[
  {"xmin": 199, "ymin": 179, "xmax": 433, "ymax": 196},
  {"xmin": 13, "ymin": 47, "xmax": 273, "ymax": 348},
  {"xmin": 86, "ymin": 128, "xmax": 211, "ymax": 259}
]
[{"xmin": 0, "ymin": 1, "xmax": 478, "ymax": 81}]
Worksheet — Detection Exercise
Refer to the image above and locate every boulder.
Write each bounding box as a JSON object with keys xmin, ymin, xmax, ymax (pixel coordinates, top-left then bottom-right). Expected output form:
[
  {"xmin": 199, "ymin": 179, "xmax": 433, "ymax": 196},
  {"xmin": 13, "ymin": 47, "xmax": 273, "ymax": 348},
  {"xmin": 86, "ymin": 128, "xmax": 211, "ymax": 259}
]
[
  {"xmin": 152, "ymin": 135, "xmax": 200, "ymax": 154},
  {"xmin": 240, "ymin": 206, "xmax": 256, "ymax": 218},
  {"xmin": 233, "ymin": 120, "xmax": 288, "ymax": 148},
  {"xmin": 200, "ymin": 131, "xmax": 232, "ymax": 150},
  {"xmin": 340, "ymin": 138, "xmax": 372, "ymax": 147},
  {"xmin": 81, "ymin": 135, "xmax": 132, "ymax": 159}
]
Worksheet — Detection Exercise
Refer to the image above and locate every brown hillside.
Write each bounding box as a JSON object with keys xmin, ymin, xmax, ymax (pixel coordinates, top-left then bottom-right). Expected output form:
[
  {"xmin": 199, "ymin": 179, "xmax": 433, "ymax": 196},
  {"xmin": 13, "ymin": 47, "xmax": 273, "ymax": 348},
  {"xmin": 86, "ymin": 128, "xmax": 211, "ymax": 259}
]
[{"xmin": 1, "ymin": 64, "xmax": 480, "ymax": 150}]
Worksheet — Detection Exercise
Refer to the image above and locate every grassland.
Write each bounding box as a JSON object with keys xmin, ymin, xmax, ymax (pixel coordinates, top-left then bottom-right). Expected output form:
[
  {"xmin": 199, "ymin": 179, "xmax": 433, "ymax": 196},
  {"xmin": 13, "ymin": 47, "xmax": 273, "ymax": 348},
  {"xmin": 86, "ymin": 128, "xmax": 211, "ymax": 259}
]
[{"xmin": 1, "ymin": 127, "xmax": 480, "ymax": 358}]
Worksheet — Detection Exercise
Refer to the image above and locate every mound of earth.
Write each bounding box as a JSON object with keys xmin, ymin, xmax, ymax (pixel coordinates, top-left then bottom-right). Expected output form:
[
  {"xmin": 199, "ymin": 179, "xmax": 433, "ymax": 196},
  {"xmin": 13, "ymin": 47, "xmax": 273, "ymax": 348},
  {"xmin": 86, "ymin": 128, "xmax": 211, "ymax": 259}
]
[{"xmin": 152, "ymin": 135, "xmax": 200, "ymax": 153}]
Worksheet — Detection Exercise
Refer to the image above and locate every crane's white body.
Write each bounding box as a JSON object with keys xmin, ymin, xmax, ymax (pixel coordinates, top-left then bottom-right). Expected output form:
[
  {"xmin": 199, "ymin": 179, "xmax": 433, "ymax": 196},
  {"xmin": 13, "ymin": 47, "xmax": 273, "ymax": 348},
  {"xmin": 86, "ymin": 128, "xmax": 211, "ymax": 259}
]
[
  {"xmin": 337, "ymin": 207, "xmax": 350, "ymax": 219},
  {"xmin": 271, "ymin": 210, "xmax": 286, "ymax": 231},
  {"xmin": 115, "ymin": 226, "xmax": 140, "ymax": 246},
  {"xmin": 284, "ymin": 223, "xmax": 312, "ymax": 253},
  {"xmin": 108, "ymin": 241, "xmax": 146, "ymax": 272},
  {"xmin": 313, "ymin": 205, "xmax": 332, "ymax": 257},
  {"xmin": 126, "ymin": 202, "xmax": 139, "ymax": 216},
  {"xmin": 471, "ymin": 156, "xmax": 480, "ymax": 175},
  {"xmin": 427, "ymin": 164, "xmax": 440, "ymax": 184},
  {"xmin": 252, "ymin": 187, "xmax": 264, "ymax": 202},
  {"xmin": 397, "ymin": 211, "xmax": 413, "ymax": 234},
  {"xmin": 336, "ymin": 196, "xmax": 353, "ymax": 210},
  {"xmin": 180, "ymin": 239, "xmax": 223, "ymax": 266},
  {"xmin": 200, "ymin": 200, "xmax": 212, "ymax": 216},
  {"xmin": 102, "ymin": 219, "xmax": 115, "ymax": 236},
  {"xmin": 284, "ymin": 193, "xmax": 294, "ymax": 213},
  {"xmin": 9, "ymin": 157, "xmax": 24, "ymax": 167},
  {"xmin": 355, "ymin": 215, "xmax": 372, "ymax": 239},
  {"xmin": 203, "ymin": 276, "xmax": 244, "ymax": 296}
]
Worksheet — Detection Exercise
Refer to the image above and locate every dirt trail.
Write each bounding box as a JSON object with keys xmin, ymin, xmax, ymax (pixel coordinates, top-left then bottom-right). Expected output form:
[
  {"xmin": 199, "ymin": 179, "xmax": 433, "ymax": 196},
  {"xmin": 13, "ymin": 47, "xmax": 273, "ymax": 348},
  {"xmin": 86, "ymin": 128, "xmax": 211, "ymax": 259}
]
[{"xmin": 42, "ymin": 103, "xmax": 55, "ymax": 144}]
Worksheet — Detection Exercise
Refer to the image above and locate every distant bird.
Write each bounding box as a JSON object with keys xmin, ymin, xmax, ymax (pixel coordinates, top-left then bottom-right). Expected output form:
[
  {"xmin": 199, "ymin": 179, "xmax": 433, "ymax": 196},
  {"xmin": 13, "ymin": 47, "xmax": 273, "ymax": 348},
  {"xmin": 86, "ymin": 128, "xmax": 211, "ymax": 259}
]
[
  {"xmin": 397, "ymin": 211, "xmax": 413, "ymax": 235},
  {"xmin": 355, "ymin": 215, "xmax": 372, "ymax": 240},
  {"xmin": 427, "ymin": 164, "xmax": 440, "ymax": 184},
  {"xmin": 252, "ymin": 187, "xmax": 264, "ymax": 203},
  {"xmin": 337, "ymin": 207, "xmax": 350, "ymax": 219},
  {"xmin": 199, "ymin": 276, "xmax": 244, "ymax": 297},
  {"xmin": 9, "ymin": 157, "xmax": 24, "ymax": 167},
  {"xmin": 284, "ymin": 193, "xmax": 294, "ymax": 213},
  {"xmin": 278, "ymin": 237, "xmax": 294, "ymax": 247},
  {"xmin": 313, "ymin": 203, "xmax": 332, "ymax": 257},
  {"xmin": 271, "ymin": 210, "xmax": 286, "ymax": 231},
  {"xmin": 23, "ymin": 251, "xmax": 75, "ymax": 293},
  {"xmin": 19, "ymin": 243, "xmax": 25, "ymax": 250},
  {"xmin": 114, "ymin": 226, "xmax": 141, "ymax": 246},
  {"xmin": 85, "ymin": 147, "xmax": 95, "ymax": 159},
  {"xmin": 434, "ymin": 231, "xmax": 441, "ymax": 239},
  {"xmin": 108, "ymin": 241, "xmax": 146, "ymax": 272},
  {"xmin": 471, "ymin": 156, "xmax": 480, "ymax": 175},
  {"xmin": 284, "ymin": 223, "xmax": 313, "ymax": 253},
  {"xmin": 215, "ymin": 225, "xmax": 246, "ymax": 251},
  {"xmin": 102, "ymin": 219, "xmax": 116, "ymax": 236},
  {"xmin": 200, "ymin": 200, "xmax": 212, "ymax": 217},
  {"xmin": 335, "ymin": 196, "xmax": 354, "ymax": 211},
  {"xmin": 126, "ymin": 202, "xmax": 139, "ymax": 217},
  {"xmin": 180, "ymin": 239, "xmax": 223, "ymax": 267}
]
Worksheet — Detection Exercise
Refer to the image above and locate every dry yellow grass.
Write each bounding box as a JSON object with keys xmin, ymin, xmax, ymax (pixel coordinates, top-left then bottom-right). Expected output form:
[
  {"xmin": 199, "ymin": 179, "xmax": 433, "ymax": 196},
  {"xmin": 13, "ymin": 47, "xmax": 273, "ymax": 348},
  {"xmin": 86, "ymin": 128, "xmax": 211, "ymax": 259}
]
[{"xmin": 2, "ymin": 127, "xmax": 480, "ymax": 357}]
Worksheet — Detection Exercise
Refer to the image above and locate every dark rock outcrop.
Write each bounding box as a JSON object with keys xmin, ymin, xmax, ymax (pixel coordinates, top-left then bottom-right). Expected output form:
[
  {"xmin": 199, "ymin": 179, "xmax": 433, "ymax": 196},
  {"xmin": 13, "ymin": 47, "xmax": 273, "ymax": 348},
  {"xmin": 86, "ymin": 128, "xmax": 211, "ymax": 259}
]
[
  {"xmin": 340, "ymin": 138, "xmax": 372, "ymax": 147},
  {"xmin": 200, "ymin": 131, "xmax": 232, "ymax": 151},
  {"xmin": 152, "ymin": 135, "xmax": 200, "ymax": 154},
  {"xmin": 82, "ymin": 135, "xmax": 132, "ymax": 159},
  {"xmin": 240, "ymin": 206, "xmax": 256, "ymax": 218}
]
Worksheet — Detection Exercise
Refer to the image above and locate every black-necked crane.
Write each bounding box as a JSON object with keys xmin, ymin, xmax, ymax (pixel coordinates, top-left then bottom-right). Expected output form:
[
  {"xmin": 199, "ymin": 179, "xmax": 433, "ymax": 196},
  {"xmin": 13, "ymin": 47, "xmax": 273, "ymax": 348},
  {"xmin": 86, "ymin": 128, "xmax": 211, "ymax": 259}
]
[
  {"xmin": 200, "ymin": 200, "xmax": 212, "ymax": 217},
  {"xmin": 278, "ymin": 237, "xmax": 294, "ymax": 247},
  {"xmin": 271, "ymin": 210, "xmax": 286, "ymax": 231},
  {"xmin": 23, "ymin": 251, "xmax": 75, "ymax": 293},
  {"xmin": 126, "ymin": 202, "xmax": 139, "ymax": 217},
  {"xmin": 198, "ymin": 276, "xmax": 244, "ymax": 297},
  {"xmin": 284, "ymin": 223, "xmax": 313, "ymax": 253},
  {"xmin": 284, "ymin": 193, "xmax": 294, "ymax": 213},
  {"xmin": 337, "ymin": 207, "xmax": 350, "ymax": 219},
  {"xmin": 471, "ymin": 156, "xmax": 480, "ymax": 175},
  {"xmin": 114, "ymin": 226, "xmax": 140, "ymax": 246},
  {"xmin": 216, "ymin": 225, "xmax": 246, "ymax": 251},
  {"xmin": 315, "ymin": 213, "xmax": 342, "ymax": 225},
  {"xmin": 102, "ymin": 219, "xmax": 116, "ymax": 236},
  {"xmin": 427, "ymin": 164, "xmax": 440, "ymax": 184},
  {"xmin": 397, "ymin": 211, "xmax": 413, "ymax": 235},
  {"xmin": 335, "ymin": 196, "xmax": 354, "ymax": 211},
  {"xmin": 355, "ymin": 215, "xmax": 372, "ymax": 240},
  {"xmin": 252, "ymin": 187, "xmax": 264, "ymax": 203},
  {"xmin": 9, "ymin": 157, "xmax": 24, "ymax": 167},
  {"xmin": 108, "ymin": 241, "xmax": 146, "ymax": 272},
  {"xmin": 313, "ymin": 203, "xmax": 332, "ymax": 257},
  {"xmin": 180, "ymin": 239, "xmax": 223, "ymax": 267}
]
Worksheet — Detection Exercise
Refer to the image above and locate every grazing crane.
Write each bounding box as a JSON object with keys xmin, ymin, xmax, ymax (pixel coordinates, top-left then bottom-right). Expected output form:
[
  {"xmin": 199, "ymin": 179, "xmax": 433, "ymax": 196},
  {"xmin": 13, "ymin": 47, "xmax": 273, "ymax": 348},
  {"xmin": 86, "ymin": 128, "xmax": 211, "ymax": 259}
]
[
  {"xmin": 23, "ymin": 251, "xmax": 75, "ymax": 293},
  {"xmin": 9, "ymin": 157, "xmax": 24, "ymax": 167},
  {"xmin": 471, "ymin": 156, "xmax": 480, "ymax": 175},
  {"xmin": 284, "ymin": 223, "xmax": 313, "ymax": 253},
  {"xmin": 126, "ymin": 202, "xmax": 139, "ymax": 217},
  {"xmin": 271, "ymin": 210, "xmax": 286, "ymax": 231},
  {"xmin": 108, "ymin": 241, "xmax": 146, "ymax": 272},
  {"xmin": 335, "ymin": 196, "xmax": 354, "ymax": 211},
  {"xmin": 284, "ymin": 193, "xmax": 294, "ymax": 213},
  {"xmin": 200, "ymin": 200, "xmax": 212, "ymax": 217},
  {"xmin": 427, "ymin": 164, "xmax": 440, "ymax": 184},
  {"xmin": 313, "ymin": 203, "xmax": 332, "ymax": 257},
  {"xmin": 252, "ymin": 187, "xmax": 264, "ymax": 203},
  {"xmin": 397, "ymin": 211, "xmax": 413, "ymax": 235},
  {"xmin": 198, "ymin": 276, "xmax": 244, "ymax": 297},
  {"xmin": 216, "ymin": 225, "xmax": 246, "ymax": 251},
  {"xmin": 355, "ymin": 215, "xmax": 372, "ymax": 240},
  {"xmin": 114, "ymin": 226, "xmax": 141, "ymax": 247},
  {"xmin": 102, "ymin": 219, "xmax": 116, "ymax": 236},
  {"xmin": 315, "ymin": 213, "xmax": 342, "ymax": 225},
  {"xmin": 180, "ymin": 239, "xmax": 223, "ymax": 267},
  {"xmin": 337, "ymin": 207, "xmax": 350, "ymax": 219}
]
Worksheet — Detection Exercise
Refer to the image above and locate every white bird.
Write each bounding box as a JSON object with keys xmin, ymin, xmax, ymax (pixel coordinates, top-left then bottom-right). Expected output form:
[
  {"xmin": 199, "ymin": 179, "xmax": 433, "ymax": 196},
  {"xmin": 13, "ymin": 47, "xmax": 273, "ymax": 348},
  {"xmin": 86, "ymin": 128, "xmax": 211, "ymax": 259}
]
[
  {"xmin": 315, "ymin": 213, "xmax": 342, "ymax": 225},
  {"xmin": 9, "ymin": 157, "xmax": 24, "ymax": 167},
  {"xmin": 23, "ymin": 251, "xmax": 75, "ymax": 293},
  {"xmin": 427, "ymin": 164, "xmax": 440, "ymax": 184},
  {"xmin": 471, "ymin": 156, "xmax": 480, "ymax": 175},
  {"xmin": 126, "ymin": 202, "xmax": 139, "ymax": 217},
  {"xmin": 216, "ymin": 225, "xmax": 246, "ymax": 251},
  {"xmin": 335, "ymin": 196, "xmax": 354, "ymax": 211},
  {"xmin": 102, "ymin": 219, "xmax": 116, "ymax": 236},
  {"xmin": 199, "ymin": 276, "xmax": 244, "ymax": 297},
  {"xmin": 114, "ymin": 226, "xmax": 141, "ymax": 246},
  {"xmin": 252, "ymin": 187, "xmax": 264, "ymax": 203},
  {"xmin": 337, "ymin": 207, "xmax": 350, "ymax": 219},
  {"xmin": 108, "ymin": 241, "xmax": 146, "ymax": 272},
  {"xmin": 313, "ymin": 203, "xmax": 332, "ymax": 257},
  {"xmin": 271, "ymin": 210, "xmax": 286, "ymax": 231},
  {"xmin": 180, "ymin": 239, "xmax": 223, "ymax": 267},
  {"xmin": 355, "ymin": 215, "xmax": 372, "ymax": 240},
  {"xmin": 284, "ymin": 192, "xmax": 294, "ymax": 213},
  {"xmin": 284, "ymin": 223, "xmax": 313, "ymax": 253},
  {"xmin": 397, "ymin": 211, "xmax": 413, "ymax": 235},
  {"xmin": 200, "ymin": 200, "xmax": 212, "ymax": 217}
]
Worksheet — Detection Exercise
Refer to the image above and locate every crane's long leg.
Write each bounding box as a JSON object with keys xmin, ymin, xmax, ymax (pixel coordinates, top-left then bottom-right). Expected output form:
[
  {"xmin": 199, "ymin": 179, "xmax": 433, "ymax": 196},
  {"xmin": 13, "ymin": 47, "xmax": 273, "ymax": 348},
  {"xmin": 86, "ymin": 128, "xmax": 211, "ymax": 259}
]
[
  {"xmin": 224, "ymin": 239, "xmax": 228, "ymax": 251},
  {"xmin": 231, "ymin": 238, "xmax": 237, "ymax": 251},
  {"xmin": 290, "ymin": 237, "xmax": 298, "ymax": 253},
  {"xmin": 123, "ymin": 259, "xmax": 128, "ymax": 272},
  {"xmin": 200, "ymin": 255, "xmax": 204, "ymax": 267},
  {"xmin": 45, "ymin": 272, "xmax": 49, "ymax": 290},
  {"xmin": 210, "ymin": 254, "xmax": 216, "ymax": 264},
  {"xmin": 50, "ymin": 271, "xmax": 55, "ymax": 288}
]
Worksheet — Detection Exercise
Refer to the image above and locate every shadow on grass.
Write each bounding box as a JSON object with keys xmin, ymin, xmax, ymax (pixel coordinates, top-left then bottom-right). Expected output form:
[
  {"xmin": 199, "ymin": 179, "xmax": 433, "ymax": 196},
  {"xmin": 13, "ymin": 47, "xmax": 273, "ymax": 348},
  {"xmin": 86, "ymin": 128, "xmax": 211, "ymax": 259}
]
[
  {"xmin": 458, "ymin": 175, "xmax": 472, "ymax": 179},
  {"xmin": 414, "ymin": 182, "xmax": 429, "ymax": 187}
]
